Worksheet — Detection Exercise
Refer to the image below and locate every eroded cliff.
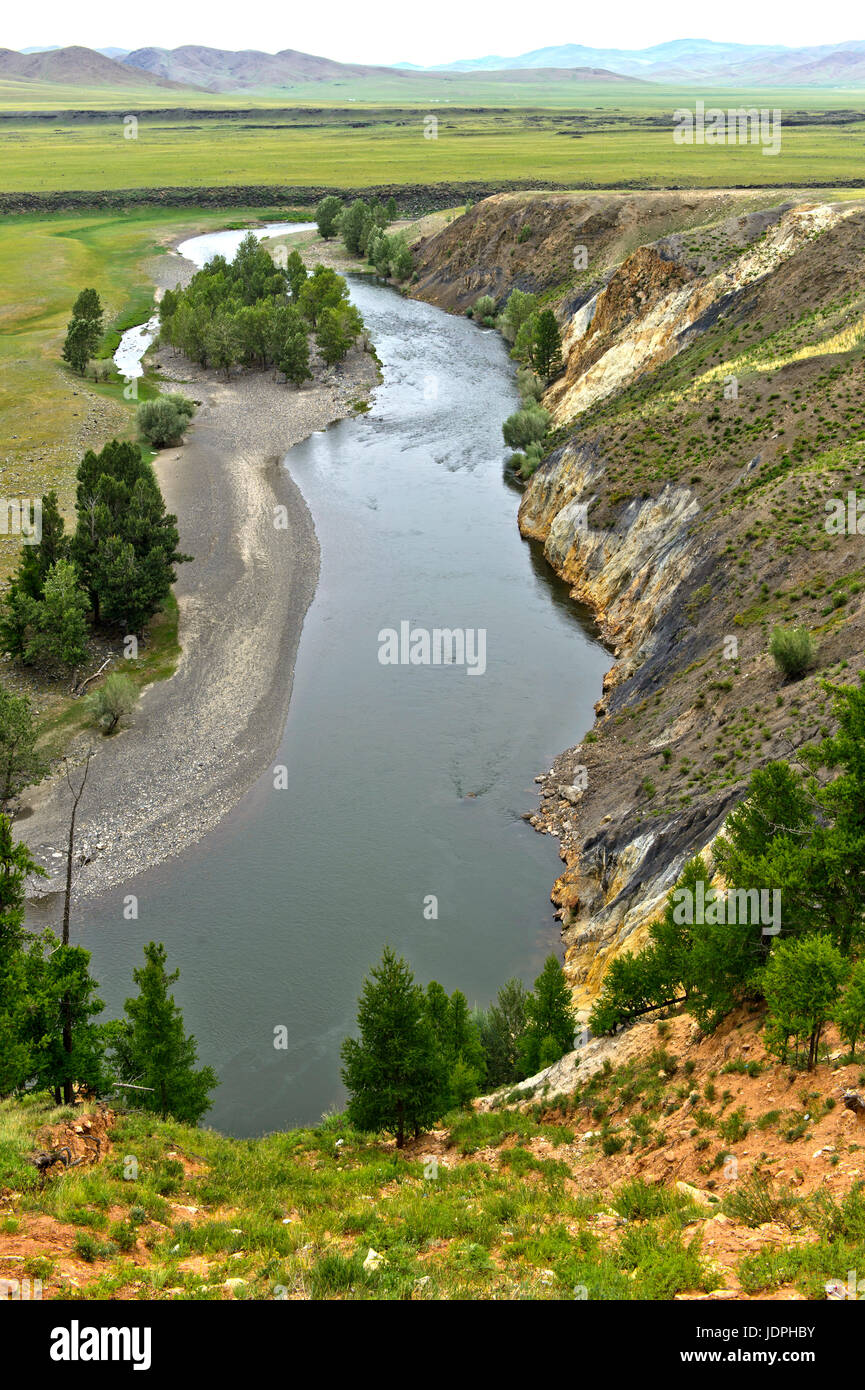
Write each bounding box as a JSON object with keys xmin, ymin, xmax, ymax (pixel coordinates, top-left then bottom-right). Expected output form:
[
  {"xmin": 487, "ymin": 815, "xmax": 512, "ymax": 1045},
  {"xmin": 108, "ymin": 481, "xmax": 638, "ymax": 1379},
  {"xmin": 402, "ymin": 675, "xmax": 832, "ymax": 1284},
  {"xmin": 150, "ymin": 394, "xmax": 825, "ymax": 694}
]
[{"xmin": 412, "ymin": 189, "xmax": 865, "ymax": 1015}]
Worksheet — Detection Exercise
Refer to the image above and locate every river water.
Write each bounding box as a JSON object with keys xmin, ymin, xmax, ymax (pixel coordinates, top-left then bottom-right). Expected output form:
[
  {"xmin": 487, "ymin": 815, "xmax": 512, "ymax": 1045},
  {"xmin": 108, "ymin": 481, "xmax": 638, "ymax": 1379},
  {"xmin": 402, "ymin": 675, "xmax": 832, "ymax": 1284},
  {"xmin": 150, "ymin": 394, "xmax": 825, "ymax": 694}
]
[{"xmin": 88, "ymin": 225, "xmax": 610, "ymax": 1136}]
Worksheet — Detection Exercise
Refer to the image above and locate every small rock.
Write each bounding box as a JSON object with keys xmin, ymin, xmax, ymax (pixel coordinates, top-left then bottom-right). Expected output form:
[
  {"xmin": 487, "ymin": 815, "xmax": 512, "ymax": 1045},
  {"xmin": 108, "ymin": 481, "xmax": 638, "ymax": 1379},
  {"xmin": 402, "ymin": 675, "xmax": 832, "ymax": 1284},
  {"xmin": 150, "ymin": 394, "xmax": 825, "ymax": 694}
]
[{"xmin": 363, "ymin": 1248, "xmax": 385, "ymax": 1272}]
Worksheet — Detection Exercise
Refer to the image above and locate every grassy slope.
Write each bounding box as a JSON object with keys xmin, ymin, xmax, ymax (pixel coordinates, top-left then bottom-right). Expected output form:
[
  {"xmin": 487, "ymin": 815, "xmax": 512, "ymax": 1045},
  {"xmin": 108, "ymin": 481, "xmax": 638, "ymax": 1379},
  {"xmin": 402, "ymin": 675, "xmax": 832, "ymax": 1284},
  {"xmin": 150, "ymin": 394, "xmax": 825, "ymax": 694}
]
[{"xmin": 3, "ymin": 1007, "xmax": 865, "ymax": 1301}]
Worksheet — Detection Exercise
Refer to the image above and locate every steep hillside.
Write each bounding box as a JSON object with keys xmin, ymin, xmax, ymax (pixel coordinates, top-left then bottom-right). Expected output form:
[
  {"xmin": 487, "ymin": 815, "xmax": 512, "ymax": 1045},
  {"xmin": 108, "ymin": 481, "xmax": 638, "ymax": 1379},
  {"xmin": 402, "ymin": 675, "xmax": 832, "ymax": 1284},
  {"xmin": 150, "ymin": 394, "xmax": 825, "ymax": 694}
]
[
  {"xmin": 3, "ymin": 1013, "xmax": 864, "ymax": 1300},
  {"xmin": 411, "ymin": 191, "xmax": 865, "ymax": 1015}
]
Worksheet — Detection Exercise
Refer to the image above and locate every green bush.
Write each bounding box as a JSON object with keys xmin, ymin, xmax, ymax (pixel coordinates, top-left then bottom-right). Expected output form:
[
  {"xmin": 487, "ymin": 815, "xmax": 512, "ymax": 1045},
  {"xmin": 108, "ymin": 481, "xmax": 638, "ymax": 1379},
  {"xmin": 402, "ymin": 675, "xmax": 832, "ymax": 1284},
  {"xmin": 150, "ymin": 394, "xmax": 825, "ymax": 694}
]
[
  {"xmin": 85, "ymin": 672, "xmax": 138, "ymax": 734},
  {"xmin": 501, "ymin": 406, "xmax": 550, "ymax": 451},
  {"xmin": 768, "ymin": 625, "xmax": 816, "ymax": 679},
  {"xmin": 137, "ymin": 394, "xmax": 196, "ymax": 449}
]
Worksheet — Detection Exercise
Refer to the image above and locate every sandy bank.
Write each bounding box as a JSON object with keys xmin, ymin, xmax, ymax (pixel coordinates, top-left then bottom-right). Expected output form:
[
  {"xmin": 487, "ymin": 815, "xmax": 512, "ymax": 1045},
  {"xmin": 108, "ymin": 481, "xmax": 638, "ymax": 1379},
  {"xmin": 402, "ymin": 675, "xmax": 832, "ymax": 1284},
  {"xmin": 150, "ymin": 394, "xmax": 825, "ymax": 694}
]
[{"xmin": 19, "ymin": 237, "xmax": 379, "ymax": 903}]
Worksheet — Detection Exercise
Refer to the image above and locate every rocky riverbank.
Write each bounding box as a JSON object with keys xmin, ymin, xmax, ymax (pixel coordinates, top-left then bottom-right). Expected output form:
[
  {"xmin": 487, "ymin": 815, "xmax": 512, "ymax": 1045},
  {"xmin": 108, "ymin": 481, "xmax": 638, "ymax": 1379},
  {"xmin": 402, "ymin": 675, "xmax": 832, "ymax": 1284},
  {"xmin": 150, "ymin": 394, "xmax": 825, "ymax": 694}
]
[{"xmin": 410, "ymin": 188, "xmax": 865, "ymax": 1017}]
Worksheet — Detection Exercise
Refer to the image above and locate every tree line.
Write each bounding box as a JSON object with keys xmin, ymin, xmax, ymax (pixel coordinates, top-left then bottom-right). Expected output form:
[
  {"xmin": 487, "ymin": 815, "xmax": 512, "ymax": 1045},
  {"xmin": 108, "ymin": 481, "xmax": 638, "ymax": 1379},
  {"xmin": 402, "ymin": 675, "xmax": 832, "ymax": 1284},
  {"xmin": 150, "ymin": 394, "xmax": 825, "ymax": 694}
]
[
  {"xmin": 315, "ymin": 195, "xmax": 414, "ymax": 283},
  {"xmin": 466, "ymin": 289, "xmax": 564, "ymax": 482},
  {"xmin": 588, "ymin": 677, "xmax": 865, "ymax": 1072},
  {"xmin": 158, "ymin": 232, "xmax": 365, "ymax": 381},
  {"xmin": 0, "ymin": 810, "xmax": 215, "ymax": 1122},
  {"xmin": 340, "ymin": 948, "xmax": 576, "ymax": 1147}
]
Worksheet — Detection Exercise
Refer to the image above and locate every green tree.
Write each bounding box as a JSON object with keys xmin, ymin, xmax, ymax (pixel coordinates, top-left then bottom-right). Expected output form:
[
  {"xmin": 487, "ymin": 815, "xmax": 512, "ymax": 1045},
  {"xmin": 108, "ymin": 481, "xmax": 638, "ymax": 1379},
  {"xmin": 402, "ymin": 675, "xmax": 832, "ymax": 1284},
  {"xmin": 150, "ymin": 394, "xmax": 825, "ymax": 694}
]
[
  {"xmin": 476, "ymin": 977, "xmax": 529, "ymax": 1086},
  {"xmin": 425, "ymin": 982, "xmax": 485, "ymax": 1109},
  {"xmin": 72, "ymin": 289, "xmax": 103, "ymax": 331},
  {"xmin": 836, "ymin": 958, "xmax": 865, "ymax": 1058},
  {"xmin": 341, "ymin": 947, "xmax": 444, "ymax": 1147},
  {"xmin": 762, "ymin": 934, "xmax": 847, "ymax": 1069},
  {"xmin": 72, "ymin": 439, "xmax": 190, "ymax": 633},
  {"xmin": 340, "ymin": 198, "xmax": 374, "ymax": 256},
  {"xmin": 62, "ymin": 318, "xmax": 98, "ymax": 375},
  {"xmin": 499, "ymin": 289, "xmax": 538, "ymax": 344},
  {"xmin": 385, "ymin": 196, "xmax": 398, "ymax": 221},
  {"xmin": 109, "ymin": 942, "xmax": 217, "ymax": 1123},
  {"xmin": 0, "ymin": 687, "xmax": 46, "ymax": 807},
  {"xmin": 24, "ymin": 559, "xmax": 89, "ymax": 669},
  {"xmin": 206, "ymin": 313, "xmax": 239, "ymax": 378},
  {"xmin": 316, "ymin": 303, "xmax": 363, "ymax": 366},
  {"xmin": 16, "ymin": 490, "xmax": 68, "ymax": 600},
  {"xmin": 315, "ymin": 195, "xmax": 343, "ymax": 240},
  {"xmin": 0, "ymin": 815, "xmax": 44, "ymax": 1096},
  {"xmin": 532, "ymin": 309, "xmax": 562, "ymax": 377},
  {"xmin": 284, "ymin": 249, "xmax": 308, "ymax": 300},
  {"xmin": 298, "ymin": 266, "xmax": 349, "ymax": 328},
  {"xmin": 26, "ymin": 936, "xmax": 106, "ymax": 1105},
  {"xmin": 518, "ymin": 956, "xmax": 575, "ymax": 1077},
  {"xmin": 279, "ymin": 323, "xmax": 312, "ymax": 385}
]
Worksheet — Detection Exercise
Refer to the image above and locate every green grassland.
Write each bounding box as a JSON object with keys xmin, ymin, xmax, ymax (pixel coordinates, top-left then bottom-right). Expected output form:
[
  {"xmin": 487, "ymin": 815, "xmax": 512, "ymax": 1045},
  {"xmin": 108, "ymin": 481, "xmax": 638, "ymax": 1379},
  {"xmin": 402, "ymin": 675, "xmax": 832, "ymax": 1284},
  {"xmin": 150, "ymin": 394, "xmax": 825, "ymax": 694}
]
[
  {"xmin": 5, "ymin": 74, "xmax": 865, "ymax": 110},
  {"xmin": 0, "ymin": 205, "xmax": 305, "ymax": 580},
  {"xmin": 3, "ymin": 106, "xmax": 865, "ymax": 195}
]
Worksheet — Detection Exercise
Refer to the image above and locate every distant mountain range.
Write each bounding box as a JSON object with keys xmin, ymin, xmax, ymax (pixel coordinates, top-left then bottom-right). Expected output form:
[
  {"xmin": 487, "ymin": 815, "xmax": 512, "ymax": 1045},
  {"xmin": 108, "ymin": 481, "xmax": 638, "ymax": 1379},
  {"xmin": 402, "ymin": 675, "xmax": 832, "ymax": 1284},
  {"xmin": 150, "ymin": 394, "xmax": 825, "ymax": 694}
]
[
  {"xmin": 7, "ymin": 38, "xmax": 865, "ymax": 94},
  {"xmin": 402, "ymin": 37, "xmax": 865, "ymax": 86},
  {"xmin": 1, "ymin": 43, "xmax": 637, "ymax": 93}
]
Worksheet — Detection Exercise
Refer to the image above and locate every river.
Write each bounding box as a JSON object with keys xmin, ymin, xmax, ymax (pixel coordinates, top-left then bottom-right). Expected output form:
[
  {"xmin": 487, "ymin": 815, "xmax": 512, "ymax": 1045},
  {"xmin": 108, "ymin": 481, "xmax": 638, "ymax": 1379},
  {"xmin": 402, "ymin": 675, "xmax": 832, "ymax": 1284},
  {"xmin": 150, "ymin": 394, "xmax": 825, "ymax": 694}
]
[{"xmin": 84, "ymin": 224, "xmax": 610, "ymax": 1136}]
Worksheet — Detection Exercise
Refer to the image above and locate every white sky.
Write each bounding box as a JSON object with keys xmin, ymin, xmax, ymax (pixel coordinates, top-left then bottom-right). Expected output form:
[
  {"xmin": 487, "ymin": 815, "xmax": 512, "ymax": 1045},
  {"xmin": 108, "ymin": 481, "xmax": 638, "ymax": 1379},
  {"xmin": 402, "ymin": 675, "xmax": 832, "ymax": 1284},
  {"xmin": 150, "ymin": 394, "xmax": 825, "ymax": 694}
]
[{"xmin": 6, "ymin": 0, "xmax": 864, "ymax": 68}]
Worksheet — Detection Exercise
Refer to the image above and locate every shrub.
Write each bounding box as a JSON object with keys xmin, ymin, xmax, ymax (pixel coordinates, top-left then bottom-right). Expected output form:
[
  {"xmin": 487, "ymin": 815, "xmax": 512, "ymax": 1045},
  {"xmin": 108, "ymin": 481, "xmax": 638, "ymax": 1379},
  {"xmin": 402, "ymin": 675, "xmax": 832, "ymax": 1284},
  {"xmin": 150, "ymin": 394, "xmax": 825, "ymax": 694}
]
[
  {"xmin": 85, "ymin": 672, "xmax": 138, "ymax": 734},
  {"xmin": 515, "ymin": 367, "xmax": 544, "ymax": 403},
  {"xmin": 501, "ymin": 406, "xmax": 550, "ymax": 451},
  {"xmin": 137, "ymin": 394, "xmax": 196, "ymax": 448},
  {"xmin": 473, "ymin": 294, "xmax": 496, "ymax": 320},
  {"xmin": 769, "ymin": 625, "xmax": 816, "ymax": 679}
]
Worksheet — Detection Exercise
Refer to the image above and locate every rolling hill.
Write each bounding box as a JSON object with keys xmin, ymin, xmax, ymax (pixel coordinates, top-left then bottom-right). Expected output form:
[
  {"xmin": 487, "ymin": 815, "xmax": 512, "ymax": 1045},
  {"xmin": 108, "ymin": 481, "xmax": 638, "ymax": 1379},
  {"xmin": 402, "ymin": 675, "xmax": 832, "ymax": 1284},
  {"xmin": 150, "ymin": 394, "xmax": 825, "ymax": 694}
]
[{"xmin": 0, "ymin": 45, "xmax": 193, "ymax": 89}]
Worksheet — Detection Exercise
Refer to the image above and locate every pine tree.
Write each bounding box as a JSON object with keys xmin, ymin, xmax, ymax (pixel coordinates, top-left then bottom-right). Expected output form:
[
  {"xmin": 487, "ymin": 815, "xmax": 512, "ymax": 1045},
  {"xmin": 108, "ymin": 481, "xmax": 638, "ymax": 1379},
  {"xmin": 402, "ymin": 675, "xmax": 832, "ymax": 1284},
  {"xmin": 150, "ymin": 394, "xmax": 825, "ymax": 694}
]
[
  {"xmin": 16, "ymin": 491, "xmax": 68, "ymax": 600},
  {"xmin": 341, "ymin": 948, "xmax": 444, "ymax": 1146},
  {"xmin": 109, "ymin": 942, "xmax": 217, "ymax": 1123},
  {"xmin": 532, "ymin": 309, "xmax": 562, "ymax": 378},
  {"xmin": 26, "ymin": 936, "xmax": 106, "ymax": 1105},
  {"xmin": 62, "ymin": 318, "xmax": 98, "ymax": 375},
  {"xmin": 72, "ymin": 289, "xmax": 103, "ymax": 333},
  {"xmin": 476, "ymin": 977, "xmax": 529, "ymax": 1086}
]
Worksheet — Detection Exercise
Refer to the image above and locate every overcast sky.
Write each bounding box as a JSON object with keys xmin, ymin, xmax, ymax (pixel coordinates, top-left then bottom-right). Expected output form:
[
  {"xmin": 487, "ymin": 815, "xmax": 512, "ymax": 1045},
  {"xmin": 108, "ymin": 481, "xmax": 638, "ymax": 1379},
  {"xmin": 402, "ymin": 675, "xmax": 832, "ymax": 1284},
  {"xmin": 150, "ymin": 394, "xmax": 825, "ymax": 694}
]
[{"xmin": 7, "ymin": 0, "xmax": 863, "ymax": 67}]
